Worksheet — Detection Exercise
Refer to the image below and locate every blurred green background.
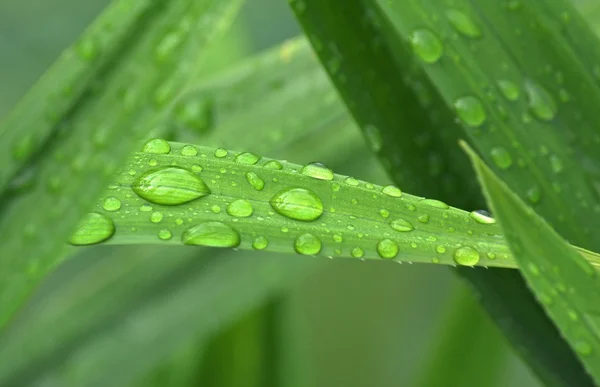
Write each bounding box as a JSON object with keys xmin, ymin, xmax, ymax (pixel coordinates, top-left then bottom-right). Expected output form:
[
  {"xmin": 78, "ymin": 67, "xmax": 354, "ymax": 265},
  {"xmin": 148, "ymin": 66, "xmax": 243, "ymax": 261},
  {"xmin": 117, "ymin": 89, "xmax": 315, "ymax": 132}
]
[{"xmin": 0, "ymin": 1, "xmax": 548, "ymax": 386}]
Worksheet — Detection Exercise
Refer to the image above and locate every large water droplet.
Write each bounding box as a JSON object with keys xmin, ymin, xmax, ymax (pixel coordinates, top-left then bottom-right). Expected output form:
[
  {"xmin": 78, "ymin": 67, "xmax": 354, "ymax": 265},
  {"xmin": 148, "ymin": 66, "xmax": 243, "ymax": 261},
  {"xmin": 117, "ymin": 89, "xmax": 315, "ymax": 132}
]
[
  {"xmin": 453, "ymin": 246, "xmax": 480, "ymax": 266},
  {"xmin": 132, "ymin": 167, "xmax": 211, "ymax": 205},
  {"xmin": 445, "ymin": 9, "xmax": 481, "ymax": 38},
  {"xmin": 245, "ymin": 172, "xmax": 265, "ymax": 191},
  {"xmin": 142, "ymin": 138, "xmax": 171, "ymax": 154},
  {"xmin": 294, "ymin": 233, "xmax": 322, "ymax": 255},
  {"xmin": 102, "ymin": 197, "xmax": 121, "ymax": 212},
  {"xmin": 301, "ymin": 162, "xmax": 334, "ymax": 181},
  {"xmin": 454, "ymin": 96, "xmax": 486, "ymax": 127},
  {"xmin": 227, "ymin": 199, "xmax": 253, "ymax": 218},
  {"xmin": 69, "ymin": 212, "xmax": 115, "ymax": 246},
  {"xmin": 235, "ymin": 152, "xmax": 261, "ymax": 165},
  {"xmin": 382, "ymin": 185, "xmax": 402, "ymax": 197},
  {"xmin": 270, "ymin": 187, "xmax": 324, "ymax": 221},
  {"xmin": 390, "ymin": 218, "xmax": 414, "ymax": 232},
  {"xmin": 469, "ymin": 210, "xmax": 496, "ymax": 224},
  {"xmin": 497, "ymin": 80, "xmax": 520, "ymax": 101},
  {"xmin": 377, "ymin": 239, "xmax": 399, "ymax": 259},
  {"xmin": 524, "ymin": 79, "xmax": 557, "ymax": 121},
  {"xmin": 409, "ymin": 29, "xmax": 444, "ymax": 64},
  {"xmin": 182, "ymin": 222, "xmax": 241, "ymax": 248},
  {"xmin": 490, "ymin": 147, "xmax": 513, "ymax": 169}
]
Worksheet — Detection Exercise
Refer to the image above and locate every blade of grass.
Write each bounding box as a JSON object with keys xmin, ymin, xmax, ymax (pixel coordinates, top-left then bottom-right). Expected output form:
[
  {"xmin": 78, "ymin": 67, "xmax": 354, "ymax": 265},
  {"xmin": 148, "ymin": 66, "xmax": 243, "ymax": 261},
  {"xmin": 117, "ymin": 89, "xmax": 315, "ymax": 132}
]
[
  {"xmin": 463, "ymin": 141, "xmax": 600, "ymax": 384},
  {"xmin": 289, "ymin": 1, "xmax": 597, "ymax": 385},
  {"xmin": 0, "ymin": 0, "xmax": 244, "ymax": 328}
]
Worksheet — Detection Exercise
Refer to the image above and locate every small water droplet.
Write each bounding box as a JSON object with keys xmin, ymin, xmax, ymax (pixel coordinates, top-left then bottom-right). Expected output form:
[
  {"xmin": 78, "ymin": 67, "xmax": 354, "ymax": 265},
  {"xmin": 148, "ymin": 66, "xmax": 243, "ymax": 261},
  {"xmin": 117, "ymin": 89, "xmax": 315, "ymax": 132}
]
[
  {"xmin": 270, "ymin": 187, "xmax": 324, "ymax": 221},
  {"xmin": 158, "ymin": 229, "xmax": 172, "ymax": 240},
  {"xmin": 333, "ymin": 234, "xmax": 343, "ymax": 243},
  {"xmin": 294, "ymin": 233, "xmax": 322, "ymax": 255},
  {"xmin": 75, "ymin": 37, "xmax": 99, "ymax": 61},
  {"xmin": 379, "ymin": 209, "xmax": 390, "ymax": 218},
  {"xmin": 409, "ymin": 29, "xmax": 444, "ymax": 64},
  {"xmin": 470, "ymin": 210, "xmax": 496, "ymax": 224},
  {"xmin": 382, "ymin": 185, "xmax": 402, "ymax": 197},
  {"xmin": 214, "ymin": 148, "xmax": 228, "ymax": 158},
  {"xmin": 445, "ymin": 9, "xmax": 481, "ymax": 38},
  {"xmin": 497, "ymin": 80, "xmax": 520, "ymax": 101},
  {"xmin": 345, "ymin": 177, "xmax": 359, "ymax": 186},
  {"xmin": 180, "ymin": 145, "xmax": 198, "ymax": 157},
  {"xmin": 364, "ymin": 125, "xmax": 383, "ymax": 152},
  {"xmin": 140, "ymin": 204, "xmax": 153, "ymax": 212},
  {"xmin": 526, "ymin": 185, "xmax": 542, "ymax": 204},
  {"xmin": 301, "ymin": 162, "xmax": 334, "ymax": 181},
  {"xmin": 377, "ymin": 239, "xmax": 399, "ymax": 259},
  {"xmin": 245, "ymin": 172, "xmax": 265, "ymax": 191},
  {"xmin": 490, "ymin": 147, "xmax": 513, "ymax": 169},
  {"xmin": 132, "ymin": 167, "xmax": 211, "ymax": 205},
  {"xmin": 227, "ymin": 199, "xmax": 253, "ymax": 218},
  {"xmin": 235, "ymin": 152, "xmax": 261, "ymax": 165},
  {"xmin": 211, "ymin": 205, "xmax": 221, "ymax": 214},
  {"xmin": 69, "ymin": 212, "xmax": 115, "ymax": 246},
  {"xmin": 102, "ymin": 197, "xmax": 121, "ymax": 212},
  {"xmin": 252, "ymin": 236, "xmax": 269, "ymax": 250},
  {"xmin": 419, "ymin": 199, "xmax": 449, "ymax": 209},
  {"xmin": 142, "ymin": 138, "xmax": 171, "ymax": 154},
  {"xmin": 454, "ymin": 96, "xmax": 486, "ymax": 127},
  {"xmin": 524, "ymin": 79, "xmax": 557, "ymax": 121},
  {"xmin": 352, "ymin": 247, "xmax": 364, "ymax": 258},
  {"xmin": 527, "ymin": 262, "xmax": 540, "ymax": 275},
  {"xmin": 390, "ymin": 218, "xmax": 414, "ymax": 232},
  {"xmin": 182, "ymin": 222, "xmax": 241, "ymax": 247},
  {"xmin": 150, "ymin": 211, "xmax": 163, "ymax": 223},
  {"xmin": 264, "ymin": 160, "xmax": 283, "ymax": 170},
  {"xmin": 417, "ymin": 214, "xmax": 430, "ymax": 223},
  {"xmin": 453, "ymin": 246, "xmax": 480, "ymax": 266}
]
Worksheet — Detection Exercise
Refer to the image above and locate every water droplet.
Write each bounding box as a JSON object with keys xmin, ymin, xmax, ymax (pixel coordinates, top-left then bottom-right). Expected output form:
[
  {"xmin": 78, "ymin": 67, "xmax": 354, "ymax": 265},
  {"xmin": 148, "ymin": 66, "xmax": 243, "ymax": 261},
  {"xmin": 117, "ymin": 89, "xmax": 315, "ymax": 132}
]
[
  {"xmin": 418, "ymin": 214, "xmax": 430, "ymax": 223},
  {"xmin": 490, "ymin": 147, "xmax": 513, "ymax": 169},
  {"xmin": 69, "ymin": 212, "xmax": 115, "ymax": 245},
  {"xmin": 253, "ymin": 236, "xmax": 269, "ymax": 250},
  {"xmin": 150, "ymin": 211, "xmax": 163, "ymax": 223},
  {"xmin": 264, "ymin": 160, "xmax": 283, "ymax": 170},
  {"xmin": 526, "ymin": 185, "xmax": 542, "ymax": 204},
  {"xmin": 102, "ymin": 197, "xmax": 121, "ymax": 212},
  {"xmin": 214, "ymin": 148, "xmax": 228, "ymax": 158},
  {"xmin": 333, "ymin": 234, "xmax": 343, "ymax": 243},
  {"xmin": 294, "ymin": 233, "xmax": 322, "ymax": 255},
  {"xmin": 382, "ymin": 185, "xmax": 402, "ymax": 197},
  {"xmin": 390, "ymin": 218, "xmax": 414, "ymax": 232},
  {"xmin": 470, "ymin": 210, "xmax": 496, "ymax": 224},
  {"xmin": 550, "ymin": 154, "xmax": 564, "ymax": 173},
  {"xmin": 524, "ymin": 79, "xmax": 557, "ymax": 121},
  {"xmin": 191, "ymin": 164, "xmax": 203, "ymax": 173},
  {"xmin": 182, "ymin": 222, "xmax": 241, "ymax": 248},
  {"xmin": 487, "ymin": 252, "xmax": 496, "ymax": 260},
  {"xmin": 227, "ymin": 199, "xmax": 253, "ymax": 218},
  {"xmin": 75, "ymin": 37, "xmax": 99, "ymax": 61},
  {"xmin": 497, "ymin": 80, "xmax": 520, "ymax": 101},
  {"xmin": 345, "ymin": 177, "xmax": 359, "ymax": 186},
  {"xmin": 142, "ymin": 138, "xmax": 171, "ymax": 154},
  {"xmin": 445, "ymin": 9, "xmax": 481, "ymax": 38},
  {"xmin": 409, "ymin": 29, "xmax": 444, "ymax": 64},
  {"xmin": 158, "ymin": 229, "xmax": 172, "ymax": 240},
  {"xmin": 419, "ymin": 199, "xmax": 449, "ymax": 209},
  {"xmin": 140, "ymin": 204, "xmax": 153, "ymax": 212},
  {"xmin": 211, "ymin": 205, "xmax": 221, "ymax": 214},
  {"xmin": 364, "ymin": 125, "xmax": 383, "ymax": 152},
  {"xmin": 527, "ymin": 262, "xmax": 540, "ymax": 275},
  {"xmin": 270, "ymin": 188, "xmax": 324, "ymax": 221},
  {"xmin": 174, "ymin": 98, "xmax": 213, "ymax": 133},
  {"xmin": 235, "ymin": 152, "xmax": 261, "ymax": 165},
  {"xmin": 351, "ymin": 247, "xmax": 364, "ymax": 258},
  {"xmin": 436, "ymin": 245, "xmax": 447, "ymax": 254},
  {"xmin": 454, "ymin": 96, "xmax": 486, "ymax": 127},
  {"xmin": 132, "ymin": 167, "xmax": 211, "ymax": 205},
  {"xmin": 245, "ymin": 172, "xmax": 265, "ymax": 191},
  {"xmin": 379, "ymin": 209, "xmax": 390, "ymax": 218},
  {"xmin": 180, "ymin": 145, "xmax": 198, "ymax": 157},
  {"xmin": 301, "ymin": 162, "xmax": 334, "ymax": 181},
  {"xmin": 453, "ymin": 246, "xmax": 480, "ymax": 266},
  {"xmin": 377, "ymin": 239, "xmax": 399, "ymax": 259}
]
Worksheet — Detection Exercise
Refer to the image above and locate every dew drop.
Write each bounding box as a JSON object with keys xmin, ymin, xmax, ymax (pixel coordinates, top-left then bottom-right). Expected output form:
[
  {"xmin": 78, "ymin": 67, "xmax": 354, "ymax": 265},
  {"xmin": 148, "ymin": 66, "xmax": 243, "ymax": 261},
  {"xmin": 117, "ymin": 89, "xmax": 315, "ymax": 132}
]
[
  {"xmin": 526, "ymin": 185, "xmax": 542, "ymax": 204},
  {"xmin": 140, "ymin": 204, "xmax": 153, "ymax": 212},
  {"xmin": 379, "ymin": 209, "xmax": 390, "ymax": 218},
  {"xmin": 75, "ymin": 37, "xmax": 99, "ymax": 61},
  {"xmin": 454, "ymin": 96, "xmax": 486, "ymax": 127},
  {"xmin": 364, "ymin": 124, "xmax": 383, "ymax": 152},
  {"xmin": 235, "ymin": 152, "xmax": 261, "ymax": 165},
  {"xmin": 524, "ymin": 79, "xmax": 557, "ymax": 121},
  {"xmin": 453, "ymin": 246, "xmax": 480, "ymax": 266},
  {"xmin": 102, "ymin": 197, "xmax": 121, "ymax": 212},
  {"xmin": 180, "ymin": 145, "xmax": 198, "ymax": 157},
  {"xmin": 333, "ymin": 234, "xmax": 343, "ymax": 243},
  {"xmin": 351, "ymin": 247, "xmax": 364, "ymax": 258},
  {"xmin": 377, "ymin": 239, "xmax": 399, "ymax": 259},
  {"xmin": 436, "ymin": 245, "xmax": 447, "ymax": 254},
  {"xmin": 294, "ymin": 233, "xmax": 322, "ymax": 255},
  {"xmin": 490, "ymin": 147, "xmax": 513, "ymax": 169},
  {"xmin": 69, "ymin": 212, "xmax": 115, "ymax": 246},
  {"xmin": 419, "ymin": 198, "xmax": 449, "ymax": 209},
  {"xmin": 409, "ymin": 29, "xmax": 444, "ymax": 64},
  {"xmin": 382, "ymin": 185, "xmax": 402, "ymax": 197},
  {"xmin": 142, "ymin": 138, "xmax": 171, "ymax": 154},
  {"xmin": 264, "ymin": 160, "xmax": 283, "ymax": 170},
  {"xmin": 132, "ymin": 167, "xmax": 211, "ymax": 205},
  {"xmin": 470, "ymin": 210, "xmax": 496, "ymax": 224},
  {"xmin": 445, "ymin": 9, "xmax": 481, "ymax": 38},
  {"xmin": 417, "ymin": 214, "xmax": 430, "ymax": 223},
  {"xmin": 150, "ymin": 211, "xmax": 163, "ymax": 223},
  {"xmin": 245, "ymin": 172, "xmax": 265, "ymax": 191},
  {"xmin": 270, "ymin": 187, "xmax": 324, "ymax": 221},
  {"xmin": 252, "ymin": 235, "xmax": 269, "ymax": 250},
  {"xmin": 227, "ymin": 199, "xmax": 253, "ymax": 218},
  {"xmin": 214, "ymin": 148, "xmax": 228, "ymax": 158},
  {"xmin": 182, "ymin": 222, "xmax": 241, "ymax": 248},
  {"xmin": 390, "ymin": 218, "xmax": 414, "ymax": 232},
  {"xmin": 497, "ymin": 80, "xmax": 520, "ymax": 101},
  {"xmin": 345, "ymin": 177, "xmax": 359, "ymax": 186},
  {"xmin": 301, "ymin": 162, "xmax": 334, "ymax": 181},
  {"xmin": 158, "ymin": 229, "xmax": 172, "ymax": 240}
]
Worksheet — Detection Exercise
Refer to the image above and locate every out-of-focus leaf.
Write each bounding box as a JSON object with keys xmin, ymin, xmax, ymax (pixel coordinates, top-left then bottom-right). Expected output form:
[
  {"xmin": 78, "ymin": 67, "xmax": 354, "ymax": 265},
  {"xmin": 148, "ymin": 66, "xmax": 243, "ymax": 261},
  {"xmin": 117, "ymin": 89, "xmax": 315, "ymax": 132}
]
[
  {"xmin": 464, "ymin": 142, "xmax": 600, "ymax": 384},
  {"xmin": 0, "ymin": 0, "xmax": 245, "ymax": 329}
]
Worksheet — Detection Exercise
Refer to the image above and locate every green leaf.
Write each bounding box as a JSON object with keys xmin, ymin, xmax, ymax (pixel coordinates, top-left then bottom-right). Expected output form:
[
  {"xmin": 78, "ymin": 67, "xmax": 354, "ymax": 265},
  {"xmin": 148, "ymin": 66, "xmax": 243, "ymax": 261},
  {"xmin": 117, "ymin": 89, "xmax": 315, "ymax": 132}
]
[
  {"xmin": 0, "ymin": 0, "xmax": 244, "ymax": 328},
  {"xmin": 463, "ymin": 141, "xmax": 600, "ymax": 384}
]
